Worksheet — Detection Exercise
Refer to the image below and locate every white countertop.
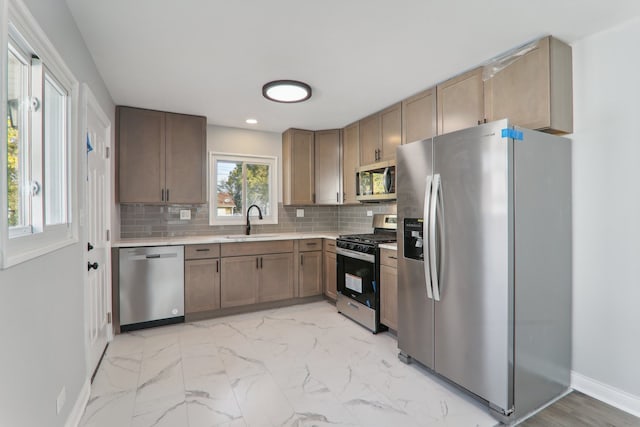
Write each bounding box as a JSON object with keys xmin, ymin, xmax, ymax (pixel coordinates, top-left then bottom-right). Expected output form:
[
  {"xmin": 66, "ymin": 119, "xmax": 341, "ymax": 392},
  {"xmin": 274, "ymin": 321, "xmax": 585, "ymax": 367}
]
[
  {"xmin": 114, "ymin": 232, "xmax": 339, "ymax": 247},
  {"xmin": 379, "ymin": 243, "xmax": 397, "ymax": 250}
]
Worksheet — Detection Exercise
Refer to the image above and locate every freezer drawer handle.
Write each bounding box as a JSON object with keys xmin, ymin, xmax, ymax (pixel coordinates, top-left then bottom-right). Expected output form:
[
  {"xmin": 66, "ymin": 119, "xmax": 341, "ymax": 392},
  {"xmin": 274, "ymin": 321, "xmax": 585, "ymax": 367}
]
[{"xmin": 347, "ymin": 301, "xmax": 359, "ymax": 310}]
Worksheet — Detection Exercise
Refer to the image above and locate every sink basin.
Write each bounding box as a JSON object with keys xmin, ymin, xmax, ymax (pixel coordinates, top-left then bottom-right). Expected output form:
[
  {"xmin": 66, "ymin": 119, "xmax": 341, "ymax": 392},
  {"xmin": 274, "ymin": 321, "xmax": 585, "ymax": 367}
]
[{"xmin": 222, "ymin": 234, "xmax": 279, "ymax": 240}]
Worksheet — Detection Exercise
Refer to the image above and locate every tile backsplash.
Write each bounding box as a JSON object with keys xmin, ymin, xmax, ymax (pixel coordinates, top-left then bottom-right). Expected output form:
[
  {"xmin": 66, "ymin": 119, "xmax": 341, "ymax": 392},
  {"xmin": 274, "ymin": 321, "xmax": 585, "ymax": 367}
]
[{"xmin": 119, "ymin": 202, "xmax": 396, "ymax": 239}]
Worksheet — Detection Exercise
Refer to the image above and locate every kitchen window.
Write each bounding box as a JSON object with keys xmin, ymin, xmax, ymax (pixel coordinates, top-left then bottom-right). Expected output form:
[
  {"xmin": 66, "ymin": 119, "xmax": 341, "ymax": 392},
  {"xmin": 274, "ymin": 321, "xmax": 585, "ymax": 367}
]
[
  {"xmin": 209, "ymin": 153, "xmax": 278, "ymax": 225},
  {"xmin": 2, "ymin": 1, "xmax": 78, "ymax": 268}
]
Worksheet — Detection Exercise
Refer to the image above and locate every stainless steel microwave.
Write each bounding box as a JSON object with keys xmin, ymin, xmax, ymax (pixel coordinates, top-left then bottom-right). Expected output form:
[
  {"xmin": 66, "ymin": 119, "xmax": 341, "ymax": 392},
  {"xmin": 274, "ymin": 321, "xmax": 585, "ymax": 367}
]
[{"xmin": 356, "ymin": 160, "xmax": 396, "ymax": 202}]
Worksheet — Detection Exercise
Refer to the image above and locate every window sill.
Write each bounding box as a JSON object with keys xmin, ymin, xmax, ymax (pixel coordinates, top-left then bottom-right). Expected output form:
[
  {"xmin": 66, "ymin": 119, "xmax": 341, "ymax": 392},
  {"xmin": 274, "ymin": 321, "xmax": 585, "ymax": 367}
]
[{"xmin": 2, "ymin": 233, "xmax": 78, "ymax": 269}]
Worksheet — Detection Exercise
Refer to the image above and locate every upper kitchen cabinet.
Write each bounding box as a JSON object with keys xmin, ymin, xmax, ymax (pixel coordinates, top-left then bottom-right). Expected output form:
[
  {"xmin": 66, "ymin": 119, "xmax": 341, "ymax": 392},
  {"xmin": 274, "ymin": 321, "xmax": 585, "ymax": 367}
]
[
  {"xmin": 402, "ymin": 87, "xmax": 437, "ymax": 144},
  {"xmin": 359, "ymin": 113, "xmax": 380, "ymax": 166},
  {"xmin": 437, "ymin": 67, "xmax": 484, "ymax": 135},
  {"xmin": 314, "ymin": 129, "xmax": 342, "ymax": 205},
  {"xmin": 484, "ymin": 36, "xmax": 573, "ymax": 134},
  {"xmin": 380, "ymin": 103, "xmax": 402, "ymax": 162},
  {"xmin": 342, "ymin": 122, "xmax": 359, "ymax": 204},
  {"xmin": 117, "ymin": 106, "xmax": 206, "ymax": 204},
  {"xmin": 283, "ymin": 129, "xmax": 315, "ymax": 205},
  {"xmin": 359, "ymin": 102, "xmax": 402, "ymax": 166}
]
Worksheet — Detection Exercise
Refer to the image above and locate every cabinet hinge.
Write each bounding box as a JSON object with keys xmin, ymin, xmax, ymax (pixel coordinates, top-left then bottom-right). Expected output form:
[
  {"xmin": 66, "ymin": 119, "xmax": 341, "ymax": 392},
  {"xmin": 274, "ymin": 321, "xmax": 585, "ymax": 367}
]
[
  {"xmin": 107, "ymin": 312, "xmax": 112, "ymax": 324},
  {"xmin": 105, "ymin": 146, "xmax": 110, "ymax": 159}
]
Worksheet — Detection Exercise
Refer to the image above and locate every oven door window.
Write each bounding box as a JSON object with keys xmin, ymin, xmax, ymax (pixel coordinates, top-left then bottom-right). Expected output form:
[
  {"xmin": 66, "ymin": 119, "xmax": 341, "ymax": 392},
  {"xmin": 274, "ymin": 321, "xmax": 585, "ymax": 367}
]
[{"xmin": 338, "ymin": 255, "xmax": 376, "ymax": 308}]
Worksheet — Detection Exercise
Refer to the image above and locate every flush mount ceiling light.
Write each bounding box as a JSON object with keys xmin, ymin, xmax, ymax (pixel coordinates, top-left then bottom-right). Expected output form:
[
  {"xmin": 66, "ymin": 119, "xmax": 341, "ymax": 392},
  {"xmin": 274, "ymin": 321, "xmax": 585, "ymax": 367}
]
[
  {"xmin": 262, "ymin": 80, "xmax": 312, "ymax": 103},
  {"xmin": 245, "ymin": 118, "xmax": 258, "ymax": 124}
]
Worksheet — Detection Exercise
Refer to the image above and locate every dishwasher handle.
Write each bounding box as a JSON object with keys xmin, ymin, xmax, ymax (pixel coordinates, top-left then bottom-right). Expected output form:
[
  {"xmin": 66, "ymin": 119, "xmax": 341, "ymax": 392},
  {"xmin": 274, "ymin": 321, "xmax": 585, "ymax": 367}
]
[{"xmin": 127, "ymin": 252, "xmax": 179, "ymax": 261}]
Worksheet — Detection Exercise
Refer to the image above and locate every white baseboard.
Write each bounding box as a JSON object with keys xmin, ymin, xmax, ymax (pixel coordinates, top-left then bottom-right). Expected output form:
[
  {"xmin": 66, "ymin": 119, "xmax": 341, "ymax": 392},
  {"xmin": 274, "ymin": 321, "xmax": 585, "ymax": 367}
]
[
  {"xmin": 571, "ymin": 371, "xmax": 640, "ymax": 418},
  {"xmin": 64, "ymin": 378, "xmax": 90, "ymax": 427}
]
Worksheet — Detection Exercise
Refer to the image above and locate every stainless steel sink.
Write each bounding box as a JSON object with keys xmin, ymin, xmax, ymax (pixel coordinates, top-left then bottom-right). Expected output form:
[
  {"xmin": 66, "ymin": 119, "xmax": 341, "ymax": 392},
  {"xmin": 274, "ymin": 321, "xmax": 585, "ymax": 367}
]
[{"xmin": 222, "ymin": 234, "xmax": 279, "ymax": 240}]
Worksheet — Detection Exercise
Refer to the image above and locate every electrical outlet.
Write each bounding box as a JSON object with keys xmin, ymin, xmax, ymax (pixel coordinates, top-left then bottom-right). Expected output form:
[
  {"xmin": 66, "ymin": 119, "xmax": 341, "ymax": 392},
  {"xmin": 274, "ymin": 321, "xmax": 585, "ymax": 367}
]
[
  {"xmin": 179, "ymin": 209, "xmax": 191, "ymax": 220},
  {"xmin": 367, "ymin": 210, "xmax": 373, "ymax": 217},
  {"xmin": 296, "ymin": 209, "xmax": 304, "ymax": 218},
  {"xmin": 56, "ymin": 386, "xmax": 66, "ymax": 414}
]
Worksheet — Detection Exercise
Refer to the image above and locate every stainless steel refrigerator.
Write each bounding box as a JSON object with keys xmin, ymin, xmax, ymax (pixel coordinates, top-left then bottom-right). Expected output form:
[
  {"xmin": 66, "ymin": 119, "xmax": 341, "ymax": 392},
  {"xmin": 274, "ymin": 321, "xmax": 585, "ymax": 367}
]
[{"xmin": 397, "ymin": 119, "xmax": 571, "ymax": 422}]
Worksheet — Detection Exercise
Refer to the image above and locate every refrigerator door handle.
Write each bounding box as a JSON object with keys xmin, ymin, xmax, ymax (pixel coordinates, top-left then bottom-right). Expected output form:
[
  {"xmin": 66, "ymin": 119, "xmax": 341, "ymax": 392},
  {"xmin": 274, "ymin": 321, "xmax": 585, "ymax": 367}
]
[
  {"xmin": 430, "ymin": 173, "xmax": 442, "ymax": 301},
  {"xmin": 424, "ymin": 175, "xmax": 434, "ymax": 299}
]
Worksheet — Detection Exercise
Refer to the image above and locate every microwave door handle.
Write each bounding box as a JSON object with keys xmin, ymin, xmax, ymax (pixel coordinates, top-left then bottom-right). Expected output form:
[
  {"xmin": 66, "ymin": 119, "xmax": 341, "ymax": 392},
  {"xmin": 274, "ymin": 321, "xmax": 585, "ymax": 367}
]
[
  {"xmin": 424, "ymin": 175, "xmax": 434, "ymax": 300},
  {"xmin": 430, "ymin": 174, "xmax": 442, "ymax": 301},
  {"xmin": 383, "ymin": 167, "xmax": 391, "ymax": 193}
]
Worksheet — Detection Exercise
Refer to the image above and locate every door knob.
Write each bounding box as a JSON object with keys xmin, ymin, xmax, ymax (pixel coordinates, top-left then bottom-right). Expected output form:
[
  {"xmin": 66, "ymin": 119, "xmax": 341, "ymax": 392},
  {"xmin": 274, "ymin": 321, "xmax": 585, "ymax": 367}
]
[
  {"xmin": 88, "ymin": 262, "xmax": 99, "ymax": 271},
  {"xmin": 88, "ymin": 243, "xmax": 94, "ymax": 251}
]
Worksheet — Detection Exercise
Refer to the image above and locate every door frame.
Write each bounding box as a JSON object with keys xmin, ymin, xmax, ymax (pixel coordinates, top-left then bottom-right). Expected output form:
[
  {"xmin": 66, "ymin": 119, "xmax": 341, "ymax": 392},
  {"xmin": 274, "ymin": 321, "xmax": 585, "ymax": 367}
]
[{"xmin": 81, "ymin": 83, "xmax": 113, "ymax": 377}]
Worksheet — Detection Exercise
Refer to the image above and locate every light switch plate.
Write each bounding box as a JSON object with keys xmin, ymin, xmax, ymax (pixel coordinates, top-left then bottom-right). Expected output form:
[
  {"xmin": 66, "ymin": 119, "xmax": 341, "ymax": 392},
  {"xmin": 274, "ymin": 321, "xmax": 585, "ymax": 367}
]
[
  {"xmin": 367, "ymin": 210, "xmax": 373, "ymax": 217},
  {"xmin": 180, "ymin": 209, "xmax": 191, "ymax": 220},
  {"xmin": 296, "ymin": 209, "xmax": 304, "ymax": 218}
]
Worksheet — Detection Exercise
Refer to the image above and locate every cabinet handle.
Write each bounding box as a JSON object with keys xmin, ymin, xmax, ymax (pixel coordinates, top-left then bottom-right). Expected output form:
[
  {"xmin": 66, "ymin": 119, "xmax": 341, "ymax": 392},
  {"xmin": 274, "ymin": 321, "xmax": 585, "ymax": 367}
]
[
  {"xmin": 161, "ymin": 188, "xmax": 165, "ymax": 201},
  {"xmin": 389, "ymin": 256, "xmax": 397, "ymax": 260},
  {"xmin": 256, "ymin": 258, "xmax": 259, "ymax": 269},
  {"xmin": 195, "ymin": 248, "xmax": 210, "ymax": 252},
  {"xmin": 300, "ymin": 254, "xmax": 304, "ymax": 266},
  {"xmin": 478, "ymin": 120, "xmax": 482, "ymax": 126},
  {"xmin": 336, "ymin": 192, "xmax": 339, "ymax": 203},
  {"xmin": 166, "ymin": 189, "xmax": 170, "ymax": 201},
  {"xmin": 342, "ymin": 192, "xmax": 345, "ymax": 203},
  {"xmin": 260, "ymin": 257, "xmax": 263, "ymax": 269},
  {"xmin": 216, "ymin": 260, "xmax": 219, "ymax": 273}
]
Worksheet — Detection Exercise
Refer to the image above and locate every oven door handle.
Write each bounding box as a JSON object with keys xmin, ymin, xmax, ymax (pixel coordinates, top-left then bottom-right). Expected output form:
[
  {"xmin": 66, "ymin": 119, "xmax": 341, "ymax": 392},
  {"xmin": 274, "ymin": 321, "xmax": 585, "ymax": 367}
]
[{"xmin": 336, "ymin": 247, "xmax": 375, "ymax": 263}]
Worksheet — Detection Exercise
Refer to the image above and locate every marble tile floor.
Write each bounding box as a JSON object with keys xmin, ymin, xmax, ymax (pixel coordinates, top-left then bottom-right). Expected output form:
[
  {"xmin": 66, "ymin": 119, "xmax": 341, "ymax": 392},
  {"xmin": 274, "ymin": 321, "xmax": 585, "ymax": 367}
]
[{"xmin": 79, "ymin": 301, "xmax": 500, "ymax": 427}]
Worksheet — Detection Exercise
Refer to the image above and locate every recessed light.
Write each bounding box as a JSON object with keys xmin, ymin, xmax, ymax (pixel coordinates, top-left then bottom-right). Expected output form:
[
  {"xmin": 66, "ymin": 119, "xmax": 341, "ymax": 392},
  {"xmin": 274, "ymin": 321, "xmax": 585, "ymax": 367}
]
[
  {"xmin": 246, "ymin": 118, "xmax": 258, "ymax": 124},
  {"xmin": 262, "ymin": 80, "xmax": 312, "ymax": 103}
]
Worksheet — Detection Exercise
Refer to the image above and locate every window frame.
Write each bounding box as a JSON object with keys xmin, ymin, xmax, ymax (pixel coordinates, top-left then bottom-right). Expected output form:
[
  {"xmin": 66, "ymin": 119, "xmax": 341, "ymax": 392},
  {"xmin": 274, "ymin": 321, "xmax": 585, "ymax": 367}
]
[
  {"xmin": 209, "ymin": 152, "xmax": 278, "ymax": 226},
  {"xmin": 1, "ymin": 0, "xmax": 79, "ymax": 269}
]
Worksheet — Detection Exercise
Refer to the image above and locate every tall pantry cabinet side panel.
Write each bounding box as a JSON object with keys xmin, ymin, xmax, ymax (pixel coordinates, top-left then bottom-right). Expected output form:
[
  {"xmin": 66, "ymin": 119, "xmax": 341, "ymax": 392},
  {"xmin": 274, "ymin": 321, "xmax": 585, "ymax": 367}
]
[
  {"xmin": 117, "ymin": 107, "xmax": 165, "ymax": 203},
  {"xmin": 165, "ymin": 113, "xmax": 207, "ymax": 204},
  {"xmin": 511, "ymin": 128, "xmax": 572, "ymax": 420}
]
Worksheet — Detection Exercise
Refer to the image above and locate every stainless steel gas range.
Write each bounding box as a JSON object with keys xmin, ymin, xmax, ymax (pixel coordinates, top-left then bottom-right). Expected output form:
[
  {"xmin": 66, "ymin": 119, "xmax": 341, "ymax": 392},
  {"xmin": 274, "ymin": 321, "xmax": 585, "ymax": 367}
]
[{"xmin": 336, "ymin": 214, "xmax": 397, "ymax": 333}]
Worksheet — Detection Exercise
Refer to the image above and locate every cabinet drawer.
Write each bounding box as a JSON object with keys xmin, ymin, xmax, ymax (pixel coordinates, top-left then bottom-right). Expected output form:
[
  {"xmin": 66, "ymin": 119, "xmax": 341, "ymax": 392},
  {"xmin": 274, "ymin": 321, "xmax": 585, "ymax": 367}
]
[
  {"xmin": 380, "ymin": 248, "xmax": 398, "ymax": 268},
  {"xmin": 185, "ymin": 244, "xmax": 220, "ymax": 259},
  {"xmin": 299, "ymin": 238, "xmax": 322, "ymax": 252},
  {"xmin": 221, "ymin": 240, "xmax": 294, "ymax": 257},
  {"xmin": 323, "ymin": 239, "xmax": 336, "ymax": 253}
]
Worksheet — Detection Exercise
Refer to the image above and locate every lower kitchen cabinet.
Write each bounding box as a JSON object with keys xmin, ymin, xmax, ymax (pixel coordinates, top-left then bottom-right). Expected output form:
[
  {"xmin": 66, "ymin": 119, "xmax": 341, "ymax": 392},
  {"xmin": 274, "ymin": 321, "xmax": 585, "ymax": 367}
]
[
  {"xmin": 380, "ymin": 248, "xmax": 398, "ymax": 330},
  {"xmin": 185, "ymin": 259, "xmax": 220, "ymax": 313},
  {"xmin": 185, "ymin": 244, "xmax": 221, "ymax": 314},
  {"xmin": 323, "ymin": 240, "xmax": 337, "ymax": 300},
  {"xmin": 220, "ymin": 240, "xmax": 295, "ymax": 308},
  {"xmin": 220, "ymin": 256, "xmax": 259, "ymax": 308},
  {"xmin": 259, "ymin": 253, "xmax": 295, "ymax": 302},
  {"xmin": 299, "ymin": 251, "xmax": 322, "ymax": 297}
]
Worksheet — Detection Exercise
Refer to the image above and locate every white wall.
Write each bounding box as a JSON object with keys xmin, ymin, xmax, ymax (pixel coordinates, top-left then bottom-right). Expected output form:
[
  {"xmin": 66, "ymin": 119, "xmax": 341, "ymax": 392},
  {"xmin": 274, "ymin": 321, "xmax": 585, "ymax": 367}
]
[
  {"xmin": 0, "ymin": 0, "xmax": 114, "ymax": 426},
  {"xmin": 208, "ymin": 125, "xmax": 283, "ymax": 202},
  {"xmin": 571, "ymin": 17, "xmax": 640, "ymax": 413}
]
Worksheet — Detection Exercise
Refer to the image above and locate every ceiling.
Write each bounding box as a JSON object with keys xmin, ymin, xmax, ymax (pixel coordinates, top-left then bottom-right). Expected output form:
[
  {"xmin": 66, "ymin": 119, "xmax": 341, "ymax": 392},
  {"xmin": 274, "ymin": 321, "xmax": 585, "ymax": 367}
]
[{"xmin": 66, "ymin": 0, "xmax": 640, "ymax": 133}]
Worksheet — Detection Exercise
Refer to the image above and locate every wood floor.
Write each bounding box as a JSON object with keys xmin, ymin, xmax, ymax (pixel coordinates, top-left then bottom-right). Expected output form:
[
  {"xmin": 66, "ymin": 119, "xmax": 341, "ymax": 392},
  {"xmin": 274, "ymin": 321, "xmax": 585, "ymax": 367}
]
[{"xmin": 521, "ymin": 391, "xmax": 640, "ymax": 426}]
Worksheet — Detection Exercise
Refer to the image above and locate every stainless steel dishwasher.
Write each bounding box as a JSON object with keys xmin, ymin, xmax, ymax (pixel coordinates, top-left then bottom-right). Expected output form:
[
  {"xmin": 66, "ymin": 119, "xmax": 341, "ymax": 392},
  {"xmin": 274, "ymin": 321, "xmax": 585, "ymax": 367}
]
[{"xmin": 119, "ymin": 245, "xmax": 184, "ymax": 331}]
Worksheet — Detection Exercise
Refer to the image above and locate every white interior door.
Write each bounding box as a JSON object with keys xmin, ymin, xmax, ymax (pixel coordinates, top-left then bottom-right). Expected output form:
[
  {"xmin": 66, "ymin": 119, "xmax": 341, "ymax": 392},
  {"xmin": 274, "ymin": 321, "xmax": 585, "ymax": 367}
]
[{"xmin": 84, "ymin": 85, "xmax": 112, "ymax": 377}]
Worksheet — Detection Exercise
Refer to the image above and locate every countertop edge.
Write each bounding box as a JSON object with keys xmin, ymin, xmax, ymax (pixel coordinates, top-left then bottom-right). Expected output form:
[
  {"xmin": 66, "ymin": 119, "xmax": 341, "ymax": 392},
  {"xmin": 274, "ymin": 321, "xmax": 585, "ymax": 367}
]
[{"xmin": 114, "ymin": 232, "xmax": 339, "ymax": 248}]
